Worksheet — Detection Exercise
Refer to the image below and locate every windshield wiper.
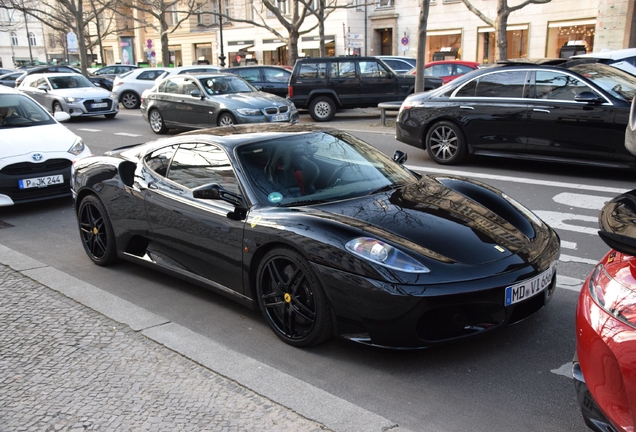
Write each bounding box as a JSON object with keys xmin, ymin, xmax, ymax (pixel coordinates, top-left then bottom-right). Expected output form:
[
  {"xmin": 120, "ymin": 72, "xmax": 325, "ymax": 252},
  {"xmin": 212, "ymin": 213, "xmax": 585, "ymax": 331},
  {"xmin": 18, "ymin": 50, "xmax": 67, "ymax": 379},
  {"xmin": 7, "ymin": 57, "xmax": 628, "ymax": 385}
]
[{"xmin": 369, "ymin": 182, "xmax": 405, "ymax": 195}]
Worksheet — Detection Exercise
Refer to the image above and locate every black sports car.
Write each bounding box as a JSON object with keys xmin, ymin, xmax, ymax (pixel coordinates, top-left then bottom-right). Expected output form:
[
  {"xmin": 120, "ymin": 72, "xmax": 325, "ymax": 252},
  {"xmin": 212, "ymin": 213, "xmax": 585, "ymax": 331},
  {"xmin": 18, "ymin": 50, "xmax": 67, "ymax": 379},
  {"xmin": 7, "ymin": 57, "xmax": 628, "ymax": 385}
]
[{"xmin": 71, "ymin": 123, "xmax": 560, "ymax": 348}]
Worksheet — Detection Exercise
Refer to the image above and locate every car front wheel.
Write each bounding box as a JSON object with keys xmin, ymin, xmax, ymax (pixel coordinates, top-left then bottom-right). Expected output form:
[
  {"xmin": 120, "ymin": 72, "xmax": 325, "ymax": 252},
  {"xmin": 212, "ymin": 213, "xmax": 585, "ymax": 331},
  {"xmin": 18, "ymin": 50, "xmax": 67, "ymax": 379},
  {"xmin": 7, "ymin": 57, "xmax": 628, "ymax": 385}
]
[
  {"xmin": 149, "ymin": 109, "xmax": 167, "ymax": 134},
  {"xmin": 52, "ymin": 101, "xmax": 64, "ymax": 114},
  {"xmin": 217, "ymin": 112, "xmax": 236, "ymax": 126},
  {"xmin": 120, "ymin": 91, "xmax": 140, "ymax": 109},
  {"xmin": 256, "ymin": 247, "xmax": 333, "ymax": 347},
  {"xmin": 77, "ymin": 195, "xmax": 118, "ymax": 266},
  {"xmin": 425, "ymin": 120, "xmax": 467, "ymax": 165},
  {"xmin": 309, "ymin": 96, "xmax": 336, "ymax": 122}
]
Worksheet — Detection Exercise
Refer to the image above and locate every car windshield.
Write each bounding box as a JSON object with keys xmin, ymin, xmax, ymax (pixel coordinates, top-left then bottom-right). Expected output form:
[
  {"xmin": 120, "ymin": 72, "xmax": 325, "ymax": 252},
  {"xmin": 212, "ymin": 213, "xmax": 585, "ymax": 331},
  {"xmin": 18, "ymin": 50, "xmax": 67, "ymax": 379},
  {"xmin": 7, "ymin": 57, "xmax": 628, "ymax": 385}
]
[
  {"xmin": 568, "ymin": 63, "xmax": 636, "ymax": 102},
  {"xmin": 236, "ymin": 131, "xmax": 418, "ymax": 207},
  {"xmin": 198, "ymin": 76, "xmax": 255, "ymax": 95},
  {"xmin": 49, "ymin": 75, "xmax": 94, "ymax": 89},
  {"xmin": 0, "ymin": 94, "xmax": 55, "ymax": 128}
]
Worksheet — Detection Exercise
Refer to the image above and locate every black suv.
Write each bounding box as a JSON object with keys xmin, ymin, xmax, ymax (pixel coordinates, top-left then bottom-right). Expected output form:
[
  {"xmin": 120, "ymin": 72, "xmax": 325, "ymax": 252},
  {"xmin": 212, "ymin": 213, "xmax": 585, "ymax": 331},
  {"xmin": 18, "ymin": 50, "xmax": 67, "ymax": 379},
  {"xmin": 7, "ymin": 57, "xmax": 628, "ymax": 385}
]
[{"xmin": 288, "ymin": 56, "xmax": 442, "ymax": 121}]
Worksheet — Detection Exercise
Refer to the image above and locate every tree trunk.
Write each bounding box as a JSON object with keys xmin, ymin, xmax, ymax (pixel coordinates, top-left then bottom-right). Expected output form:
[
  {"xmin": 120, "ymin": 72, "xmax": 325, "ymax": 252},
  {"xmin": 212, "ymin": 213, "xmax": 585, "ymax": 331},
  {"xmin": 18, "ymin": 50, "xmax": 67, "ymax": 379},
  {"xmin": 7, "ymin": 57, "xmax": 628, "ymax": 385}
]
[
  {"xmin": 494, "ymin": 0, "xmax": 509, "ymax": 61},
  {"xmin": 160, "ymin": 17, "xmax": 170, "ymax": 67},
  {"xmin": 318, "ymin": 0, "xmax": 325, "ymax": 57},
  {"xmin": 415, "ymin": 0, "xmax": 430, "ymax": 93},
  {"xmin": 75, "ymin": 5, "xmax": 89, "ymax": 74}
]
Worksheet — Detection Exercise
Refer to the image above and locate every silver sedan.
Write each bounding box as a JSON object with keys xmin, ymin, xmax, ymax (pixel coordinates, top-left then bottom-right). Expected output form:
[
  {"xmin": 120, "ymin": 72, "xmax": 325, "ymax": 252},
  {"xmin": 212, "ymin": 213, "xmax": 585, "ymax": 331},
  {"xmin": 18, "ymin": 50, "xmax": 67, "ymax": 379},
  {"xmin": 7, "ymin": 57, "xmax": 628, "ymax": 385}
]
[
  {"xmin": 140, "ymin": 73, "xmax": 298, "ymax": 134},
  {"xmin": 17, "ymin": 73, "xmax": 118, "ymax": 119}
]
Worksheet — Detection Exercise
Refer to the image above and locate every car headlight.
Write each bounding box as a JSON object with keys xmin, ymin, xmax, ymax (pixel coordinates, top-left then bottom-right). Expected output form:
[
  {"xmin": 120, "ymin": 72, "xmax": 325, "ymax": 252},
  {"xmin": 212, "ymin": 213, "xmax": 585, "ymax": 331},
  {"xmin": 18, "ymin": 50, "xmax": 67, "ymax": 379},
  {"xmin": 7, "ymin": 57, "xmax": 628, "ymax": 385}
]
[
  {"xmin": 589, "ymin": 264, "xmax": 636, "ymax": 329},
  {"xmin": 345, "ymin": 237, "xmax": 430, "ymax": 273},
  {"xmin": 63, "ymin": 97, "xmax": 82, "ymax": 103},
  {"xmin": 236, "ymin": 108, "xmax": 262, "ymax": 116},
  {"xmin": 68, "ymin": 136, "xmax": 86, "ymax": 155},
  {"xmin": 109, "ymin": 93, "xmax": 116, "ymax": 99},
  {"xmin": 502, "ymin": 193, "xmax": 543, "ymax": 226}
]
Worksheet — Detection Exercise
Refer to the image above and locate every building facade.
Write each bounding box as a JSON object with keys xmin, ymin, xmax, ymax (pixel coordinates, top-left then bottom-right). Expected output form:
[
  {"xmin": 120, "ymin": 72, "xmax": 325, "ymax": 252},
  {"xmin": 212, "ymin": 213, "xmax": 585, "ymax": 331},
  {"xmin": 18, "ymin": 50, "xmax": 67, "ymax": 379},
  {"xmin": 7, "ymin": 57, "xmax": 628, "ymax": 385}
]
[{"xmin": 0, "ymin": 8, "xmax": 47, "ymax": 69}]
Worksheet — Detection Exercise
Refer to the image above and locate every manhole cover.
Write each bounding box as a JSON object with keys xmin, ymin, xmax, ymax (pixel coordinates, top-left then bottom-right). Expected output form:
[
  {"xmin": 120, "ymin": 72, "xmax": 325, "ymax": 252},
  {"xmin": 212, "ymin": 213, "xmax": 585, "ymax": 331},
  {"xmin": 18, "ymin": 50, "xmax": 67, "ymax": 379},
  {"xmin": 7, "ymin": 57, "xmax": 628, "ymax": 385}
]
[{"xmin": 0, "ymin": 220, "xmax": 14, "ymax": 229}]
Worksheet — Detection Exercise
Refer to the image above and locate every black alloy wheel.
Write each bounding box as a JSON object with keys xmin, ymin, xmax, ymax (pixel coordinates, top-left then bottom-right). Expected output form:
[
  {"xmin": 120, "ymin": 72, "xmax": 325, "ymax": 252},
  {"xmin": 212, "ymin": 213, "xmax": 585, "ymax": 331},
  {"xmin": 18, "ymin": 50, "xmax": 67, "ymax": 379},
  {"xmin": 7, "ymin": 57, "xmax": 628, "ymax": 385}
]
[
  {"xmin": 425, "ymin": 120, "xmax": 467, "ymax": 165},
  {"xmin": 309, "ymin": 96, "xmax": 336, "ymax": 122},
  {"xmin": 78, "ymin": 195, "xmax": 118, "ymax": 266},
  {"xmin": 120, "ymin": 91, "xmax": 140, "ymax": 109},
  {"xmin": 217, "ymin": 112, "xmax": 236, "ymax": 126},
  {"xmin": 256, "ymin": 247, "xmax": 333, "ymax": 347}
]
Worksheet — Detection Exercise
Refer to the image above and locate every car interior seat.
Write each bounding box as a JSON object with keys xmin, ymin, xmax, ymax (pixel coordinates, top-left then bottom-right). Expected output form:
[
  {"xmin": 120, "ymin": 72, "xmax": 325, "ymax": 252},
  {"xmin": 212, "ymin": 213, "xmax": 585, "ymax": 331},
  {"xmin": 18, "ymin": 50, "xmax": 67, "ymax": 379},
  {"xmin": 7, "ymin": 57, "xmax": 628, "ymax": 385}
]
[{"xmin": 264, "ymin": 144, "xmax": 319, "ymax": 196}]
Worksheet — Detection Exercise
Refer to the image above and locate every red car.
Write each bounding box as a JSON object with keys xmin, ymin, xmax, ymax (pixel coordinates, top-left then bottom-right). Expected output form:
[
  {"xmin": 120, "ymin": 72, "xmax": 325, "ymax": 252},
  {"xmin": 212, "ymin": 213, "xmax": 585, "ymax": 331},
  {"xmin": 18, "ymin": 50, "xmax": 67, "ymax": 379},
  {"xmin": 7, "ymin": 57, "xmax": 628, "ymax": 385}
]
[
  {"xmin": 574, "ymin": 189, "xmax": 636, "ymax": 432},
  {"xmin": 408, "ymin": 60, "xmax": 480, "ymax": 84}
]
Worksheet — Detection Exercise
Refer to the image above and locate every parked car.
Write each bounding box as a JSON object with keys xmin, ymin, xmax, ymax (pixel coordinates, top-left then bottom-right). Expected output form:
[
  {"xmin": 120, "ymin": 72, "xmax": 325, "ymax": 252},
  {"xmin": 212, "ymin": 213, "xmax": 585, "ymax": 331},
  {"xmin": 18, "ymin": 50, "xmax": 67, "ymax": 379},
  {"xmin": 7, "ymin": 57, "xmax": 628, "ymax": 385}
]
[
  {"xmin": 154, "ymin": 65, "xmax": 225, "ymax": 83},
  {"xmin": 572, "ymin": 48, "xmax": 636, "ymax": 77},
  {"xmin": 375, "ymin": 56, "xmax": 417, "ymax": 74},
  {"xmin": 0, "ymin": 71, "xmax": 24, "ymax": 88},
  {"xmin": 71, "ymin": 122, "xmax": 559, "ymax": 348},
  {"xmin": 91, "ymin": 64, "xmax": 139, "ymax": 79},
  {"xmin": 0, "ymin": 68, "xmax": 15, "ymax": 75},
  {"xmin": 573, "ymin": 189, "xmax": 636, "ymax": 432},
  {"xmin": 140, "ymin": 73, "xmax": 298, "ymax": 134},
  {"xmin": 288, "ymin": 56, "xmax": 443, "ymax": 122},
  {"xmin": 396, "ymin": 60, "xmax": 636, "ymax": 168},
  {"xmin": 407, "ymin": 60, "xmax": 481, "ymax": 84},
  {"xmin": 225, "ymin": 65, "xmax": 290, "ymax": 98},
  {"xmin": 14, "ymin": 65, "xmax": 113, "ymax": 90},
  {"xmin": 0, "ymin": 86, "xmax": 90, "ymax": 206},
  {"xmin": 18, "ymin": 73, "xmax": 118, "ymax": 119},
  {"xmin": 112, "ymin": 67, "xmax": 167, "ymax": 109}
]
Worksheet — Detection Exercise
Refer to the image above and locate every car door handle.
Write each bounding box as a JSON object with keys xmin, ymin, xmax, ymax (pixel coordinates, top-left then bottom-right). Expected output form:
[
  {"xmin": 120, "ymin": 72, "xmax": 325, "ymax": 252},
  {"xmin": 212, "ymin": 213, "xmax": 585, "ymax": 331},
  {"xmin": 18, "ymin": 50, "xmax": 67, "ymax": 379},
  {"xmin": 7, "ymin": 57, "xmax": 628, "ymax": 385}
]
[
  {"xmin": 459, "ymin": 106, "xmax": 474, "ymax": 110},
  {"xmin": 533, "ymin": 108, "xmax": 550, "ymax": 113}
]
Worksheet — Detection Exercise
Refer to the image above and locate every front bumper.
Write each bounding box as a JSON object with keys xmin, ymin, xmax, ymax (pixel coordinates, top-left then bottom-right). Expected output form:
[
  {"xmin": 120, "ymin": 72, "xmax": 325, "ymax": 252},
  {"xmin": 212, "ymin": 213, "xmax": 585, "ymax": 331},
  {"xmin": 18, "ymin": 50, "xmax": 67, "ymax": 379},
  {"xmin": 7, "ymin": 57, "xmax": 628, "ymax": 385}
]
[
  {"xmin": 0, "ymin": 158, "xmax": 74, "ymax": 206},
  {"xmin": 312, "ymin": 260, "xmax": 557, "ymax": 349},
  {"xmin": 63, "ymin": 98, "xmax": 119, "ymax": 117}
]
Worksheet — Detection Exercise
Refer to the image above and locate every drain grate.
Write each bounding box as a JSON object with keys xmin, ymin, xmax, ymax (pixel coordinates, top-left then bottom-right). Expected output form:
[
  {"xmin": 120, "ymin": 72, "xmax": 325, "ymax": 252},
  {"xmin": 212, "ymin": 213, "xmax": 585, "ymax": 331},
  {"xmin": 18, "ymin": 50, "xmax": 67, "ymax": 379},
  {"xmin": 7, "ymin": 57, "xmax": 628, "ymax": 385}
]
[{"xmin": 0, "ymin": 220, "xmax": 14, "ymax": 229}]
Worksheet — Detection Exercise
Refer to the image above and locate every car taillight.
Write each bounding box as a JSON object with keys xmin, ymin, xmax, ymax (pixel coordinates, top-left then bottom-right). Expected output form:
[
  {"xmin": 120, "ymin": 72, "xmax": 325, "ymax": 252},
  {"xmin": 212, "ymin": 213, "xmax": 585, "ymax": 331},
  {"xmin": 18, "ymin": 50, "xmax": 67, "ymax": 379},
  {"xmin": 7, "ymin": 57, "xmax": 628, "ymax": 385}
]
[
  {"xmin": 288, "ymin": 85, "xmax": 293, "ymax": 98},
  {"xmin": 114, "ymin": 79, "xmax": 123, "ymax": 86},
  {"xmin": 589, "ymin": 263, "xmax": 636, "ymax": 329}
]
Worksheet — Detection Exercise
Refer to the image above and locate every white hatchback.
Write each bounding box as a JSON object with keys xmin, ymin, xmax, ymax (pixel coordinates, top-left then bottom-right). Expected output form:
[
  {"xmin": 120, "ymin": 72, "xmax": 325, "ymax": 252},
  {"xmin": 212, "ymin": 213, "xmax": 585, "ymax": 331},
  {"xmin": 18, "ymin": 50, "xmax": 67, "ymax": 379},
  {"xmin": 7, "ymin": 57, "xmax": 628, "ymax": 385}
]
[
  {"xmin": 112, "ymin": 67, "xmax": 167, "ymax": 109},
  {"xmin": 0, "ymin": 86, "xmax": 90, "ymax": 206}
]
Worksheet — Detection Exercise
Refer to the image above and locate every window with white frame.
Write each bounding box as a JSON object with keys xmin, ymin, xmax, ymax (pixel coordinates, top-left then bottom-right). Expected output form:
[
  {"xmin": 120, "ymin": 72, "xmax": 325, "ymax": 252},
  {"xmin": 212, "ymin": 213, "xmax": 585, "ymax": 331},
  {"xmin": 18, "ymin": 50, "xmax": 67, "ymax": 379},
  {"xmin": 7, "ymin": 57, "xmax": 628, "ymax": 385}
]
[
  {"xmin": 11, "ymin": 32, "xmax": 18, "ymax": 46},
  {"xmin": 267, "ymin": 0, "xmax": 289, "ymax": 17},
  {"xmin": 166, "ymin": 4, "xmax": 179, "ymax": 26},
  {"xmin": 375, "ymin": 0, "xmax": 394, "ymax": 7},
  {"xmin": 29, "ymin": 32, "xmax": 36, "ymax": 46}
]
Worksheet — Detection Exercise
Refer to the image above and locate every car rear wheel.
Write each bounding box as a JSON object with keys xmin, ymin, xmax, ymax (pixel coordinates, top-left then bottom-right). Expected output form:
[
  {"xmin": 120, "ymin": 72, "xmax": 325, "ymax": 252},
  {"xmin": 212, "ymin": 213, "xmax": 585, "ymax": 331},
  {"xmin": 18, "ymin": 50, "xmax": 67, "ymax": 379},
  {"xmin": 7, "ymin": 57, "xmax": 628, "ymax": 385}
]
[
  {"xmin": 425, "ymin": 121, "xmax": 467, "ymax": 165},
  {"xmin": 78, "ymin": 195, "xmax": 118, "ymax": 266},
  {"xmin": 217, "ymin": 112, "xmax": 236, "ymax": 126},
  {"xmin": 256, "ymin": 247, "xmax": 333, "ymax": 347},
  {"xmin": 120, "ymin": 91, "xmax": 140, "ymax": 109},
  {"xmin": 309, "ymin": 96, "xmax": 336, "ymax": 122},
  {"xmin": 52, "ymin": 101, "xmax": 64, "ymax": 114},
  {"xmin": 149, "ymin": 109, "xmax": 167, "ymax": 134}
]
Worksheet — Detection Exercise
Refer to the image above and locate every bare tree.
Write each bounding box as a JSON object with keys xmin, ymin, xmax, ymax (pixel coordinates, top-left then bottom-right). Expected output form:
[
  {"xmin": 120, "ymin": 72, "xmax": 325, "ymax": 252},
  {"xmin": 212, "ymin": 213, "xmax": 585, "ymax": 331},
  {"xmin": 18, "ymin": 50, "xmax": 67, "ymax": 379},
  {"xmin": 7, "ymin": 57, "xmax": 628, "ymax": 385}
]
[
  {"xmin": 414, "ymin": 0, "xmax": 430, "ymax": 93},
  {"xmin": 460, "ymin": 0, "xmax": 550, "ymax": 61}
]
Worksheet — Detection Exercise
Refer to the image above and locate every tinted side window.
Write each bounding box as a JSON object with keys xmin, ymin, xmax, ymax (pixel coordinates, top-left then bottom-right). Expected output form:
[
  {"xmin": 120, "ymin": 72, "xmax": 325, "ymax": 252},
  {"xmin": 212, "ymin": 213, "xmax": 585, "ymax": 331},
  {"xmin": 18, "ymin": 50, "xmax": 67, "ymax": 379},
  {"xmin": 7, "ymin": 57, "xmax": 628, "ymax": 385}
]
[
  {"xmin": 534, "ymin": 71, "xmax": 594, "ymax": 101},
  {"xmin": 359, "ymin": 61, "xmax": 390, "ymax": 78},
  {"xmin": 456, "ymin": 65, "xmax": 475, "ymax": 74},
  {"xmin": 457, "ymin": 71, "xmax": 527, "ymax": 98},
  {"xmin": 181, "ymin": 79, "xmax": 200, "ymax": 95},
  {"xmin": 234, "ymin": 68, "xmax": 260, "ymax": 82},
  {"xmin": 163, "ymin": 78, "xmax": 181, "ymax": 94},
  {"xmin": 330, "ymin": 61, "xmax": 356, "ymax": 79},
  {"xmin": 263, "ymin": 68, "xmax": 290, "ymax": 83},
  {"xmin": 138, "ymin": 70, "xmax": 164, "ymax": 80},
  {"xmin": 298, "ymin": 63, "xmax": 327, "ymax": 79},
  {"xmin": 167, "ymin": 143, "xmax": 239, "ymax": 194},
  {"xmin": 145, "ymin": 145, "xmax": 178, "ymax": 177}
]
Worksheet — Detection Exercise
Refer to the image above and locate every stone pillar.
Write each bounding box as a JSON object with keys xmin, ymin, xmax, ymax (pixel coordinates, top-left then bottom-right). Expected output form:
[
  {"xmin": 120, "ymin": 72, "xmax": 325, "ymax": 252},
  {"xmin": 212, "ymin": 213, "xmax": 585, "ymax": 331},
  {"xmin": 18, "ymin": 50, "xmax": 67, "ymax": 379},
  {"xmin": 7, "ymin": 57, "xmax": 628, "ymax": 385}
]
[{"xmin": 595, "ymin": 0, "xmax": 636, "ymax": 50}]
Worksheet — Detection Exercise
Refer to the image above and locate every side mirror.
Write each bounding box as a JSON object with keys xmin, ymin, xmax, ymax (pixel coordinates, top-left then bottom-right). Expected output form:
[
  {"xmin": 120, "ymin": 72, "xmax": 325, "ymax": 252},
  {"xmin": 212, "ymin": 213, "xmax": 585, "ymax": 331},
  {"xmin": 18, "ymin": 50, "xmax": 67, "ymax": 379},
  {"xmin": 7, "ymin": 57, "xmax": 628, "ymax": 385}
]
[
  {"xmin": 37, "ymin": 85, "xmax": 49, "ymax": 92},
  {"xmin": 598, "ymin": 189, "xmax": 636, "ymax": 255},
  {"xmin": 574, "ymin": 91, "xmax": 604, "ymax": 104},
  {"xmin": 193, "ymin": 183, "xmax": 244, "ymax": 208},
  {"xmin": 393, "ymin": 150, "xmax": 407, "ymax": 165},
  {"xmin": 190, "ymin": 90, "xmax": 202, "ymax": 98},
  {"xmin": 54, "ymin": 111, "xmax": 71, "ymax": 122}
]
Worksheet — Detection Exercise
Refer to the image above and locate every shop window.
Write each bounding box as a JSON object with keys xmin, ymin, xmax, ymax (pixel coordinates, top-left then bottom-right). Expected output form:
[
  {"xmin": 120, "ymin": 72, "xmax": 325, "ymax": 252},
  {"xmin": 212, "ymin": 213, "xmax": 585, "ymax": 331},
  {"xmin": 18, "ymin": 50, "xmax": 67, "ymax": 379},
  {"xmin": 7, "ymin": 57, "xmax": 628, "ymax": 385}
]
[
  {"xmin": 546, "ymin": 20, "xmax": 595, "ymax": 58},
  {"xmin": 477, "ymin": 28, "xmax": 528, "ymax": 64}
]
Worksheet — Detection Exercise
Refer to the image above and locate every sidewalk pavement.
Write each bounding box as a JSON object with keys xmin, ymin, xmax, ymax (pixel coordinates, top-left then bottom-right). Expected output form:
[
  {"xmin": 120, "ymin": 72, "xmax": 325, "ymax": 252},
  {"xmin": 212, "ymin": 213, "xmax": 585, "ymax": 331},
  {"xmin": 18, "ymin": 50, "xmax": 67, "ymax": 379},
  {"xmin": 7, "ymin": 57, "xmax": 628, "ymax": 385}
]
[
  {"xmin": 0, "ymin": 244, "xmax": 409, "ymax": 432},
  {"xmin": 298, "ymin": 107, "xmax": 398, "ymax": 134}
]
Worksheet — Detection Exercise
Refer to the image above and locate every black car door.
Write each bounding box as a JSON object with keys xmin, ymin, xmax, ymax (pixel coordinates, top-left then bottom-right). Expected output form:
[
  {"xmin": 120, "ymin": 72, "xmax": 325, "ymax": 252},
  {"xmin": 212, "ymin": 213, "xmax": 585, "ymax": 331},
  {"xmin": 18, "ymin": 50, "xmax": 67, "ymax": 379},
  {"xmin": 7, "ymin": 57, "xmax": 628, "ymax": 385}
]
[
  {"xmin": 452, "ymin": 69, "xmax": 530, "ymax": 152},
  {"xmin": 175, "ymin": 78, "xmax": 212, "ymax": 128},
  {"xmin": 358, "ymin": 60, "xmax": 398, "ymax": 105},
  {"xmin": 527, "ymin": 70, "xmax": 628, "ymax": 163},
  {"xmin": 328, "ymin": 60, "xmax": 360, "ymax": 106},
  {"xmin": 261, "ymin": 67, "xmax": 290, "ymax": 98},
  {"xmin": 151, "ymin": 77, "xmax": 182, "ymax": 125},
  {"xmin": 143, "ymin": 142, "xmax": 246, "ymax": 295}
]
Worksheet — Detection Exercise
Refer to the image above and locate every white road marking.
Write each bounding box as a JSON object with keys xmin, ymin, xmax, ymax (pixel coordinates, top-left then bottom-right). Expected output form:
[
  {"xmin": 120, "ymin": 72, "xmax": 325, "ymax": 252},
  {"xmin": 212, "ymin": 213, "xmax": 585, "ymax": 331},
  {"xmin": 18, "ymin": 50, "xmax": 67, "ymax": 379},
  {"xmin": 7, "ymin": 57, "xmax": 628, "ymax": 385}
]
[
  {"xmin": 77, "ymin": 128, "xmax": 102, "ymax": 132},
  {"xmin": 553, "ymin": 192, "xmax": 610, "ymax": 210},
  {"xmin": 407, "ymin": 165, "xmax": 630, "ymax": 194},
  {"xmin": 114, "ymin": 132, "xmax": 143, "ymax": 137},
  {"xmin": 560, "ymin": 254, "xmax": 599, "ymax": 265},
  {"xmin": 551, "ymin": 362, "xmax": 573, "ymax": 379},
  {"xmin": 561, "ymin": 241, "xmax": 577, "ymax": 250},
  {"xmin": 557, "ymin": 275, "xmax": 585, "ymax": 292},
  {"xmin": 533, "ymin": 211, "xmax": 598, "ymax": 235}
]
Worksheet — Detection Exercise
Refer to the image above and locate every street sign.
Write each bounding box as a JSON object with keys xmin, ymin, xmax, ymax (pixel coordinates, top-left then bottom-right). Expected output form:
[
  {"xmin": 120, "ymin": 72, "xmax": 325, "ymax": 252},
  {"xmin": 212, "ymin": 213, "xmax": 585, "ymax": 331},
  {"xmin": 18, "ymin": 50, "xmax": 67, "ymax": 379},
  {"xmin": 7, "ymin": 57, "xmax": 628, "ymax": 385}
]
[
  {"xmin": 347, "ymin": 41, "xmax": 364, "ymax": 48},
  {"xmin": 346, "ymin": 33, "xmax": 362, "ymax": 40}
]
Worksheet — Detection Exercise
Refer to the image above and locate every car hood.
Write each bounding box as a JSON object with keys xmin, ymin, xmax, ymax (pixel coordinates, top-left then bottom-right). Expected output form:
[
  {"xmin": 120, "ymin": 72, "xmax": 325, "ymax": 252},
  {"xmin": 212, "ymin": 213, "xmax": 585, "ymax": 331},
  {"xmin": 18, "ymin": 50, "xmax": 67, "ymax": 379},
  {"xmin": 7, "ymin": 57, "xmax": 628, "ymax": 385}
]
[
  {"xmin": 214, "ymin": 91, "xmax": 291, "ymax": 107},
  {"xmin": 51, "ymin": 87, "xmax": 112, "ymax": 98},
  {"xmin": 310, "ymin": 176, "xmax": 546, "ymax": 267},
  {"xmin": 0, "ymin": 123, "xmax": 80, "ymax": 162}
]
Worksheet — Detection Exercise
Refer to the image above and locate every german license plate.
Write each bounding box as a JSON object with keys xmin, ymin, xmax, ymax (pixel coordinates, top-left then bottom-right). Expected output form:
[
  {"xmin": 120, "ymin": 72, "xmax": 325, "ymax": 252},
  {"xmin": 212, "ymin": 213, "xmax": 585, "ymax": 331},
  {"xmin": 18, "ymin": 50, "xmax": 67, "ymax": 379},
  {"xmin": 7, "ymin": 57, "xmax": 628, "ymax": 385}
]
[
  {"xmin": 91, "ymin": 102, "xmax": 108, "ymax": 108},
  {"xmin": 18, "ymin": 175, "xmax": 64, "ymax": 189},
  {"xmin": 271, "ymin": 113, "xmax": 288, "ymax": 122},
  {"xmin": 505, "ymin": 266, "xmax": 555, "ymax": 306}
]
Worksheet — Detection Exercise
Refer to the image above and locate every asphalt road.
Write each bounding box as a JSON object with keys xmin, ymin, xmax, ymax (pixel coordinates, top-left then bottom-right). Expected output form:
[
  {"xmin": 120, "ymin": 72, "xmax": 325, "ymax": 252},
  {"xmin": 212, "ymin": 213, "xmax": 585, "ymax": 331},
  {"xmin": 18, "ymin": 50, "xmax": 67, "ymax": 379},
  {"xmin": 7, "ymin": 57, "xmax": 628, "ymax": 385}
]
[{"xmin": 2, "ymin": 107, "xmax": 633, "ymax": 431}]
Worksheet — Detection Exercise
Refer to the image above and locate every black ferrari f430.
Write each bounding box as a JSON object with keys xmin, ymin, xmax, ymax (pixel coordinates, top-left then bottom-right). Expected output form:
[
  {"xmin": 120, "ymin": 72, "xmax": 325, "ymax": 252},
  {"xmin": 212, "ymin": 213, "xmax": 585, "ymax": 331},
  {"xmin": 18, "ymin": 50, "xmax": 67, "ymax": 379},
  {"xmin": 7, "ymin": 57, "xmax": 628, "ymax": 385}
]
[{"xmin": 71, "ymin": 123, "xmax": 560, "ymax": 348}]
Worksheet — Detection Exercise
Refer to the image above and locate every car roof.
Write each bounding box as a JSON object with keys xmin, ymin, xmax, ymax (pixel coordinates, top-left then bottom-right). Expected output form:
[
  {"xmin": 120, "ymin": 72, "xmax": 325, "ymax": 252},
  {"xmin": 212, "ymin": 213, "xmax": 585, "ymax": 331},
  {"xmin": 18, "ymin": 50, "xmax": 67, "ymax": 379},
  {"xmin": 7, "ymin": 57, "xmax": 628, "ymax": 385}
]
[
  {"xmin": 426, "ymin": 60, "xmax": 480, "ymax": 66},
  {"xmin": 572, "ymin": 48, "xmax": 636, "ymax": 60},
  {"xmin": 25, "ymin": 72, "xmax": 83, "ymax": 78}
]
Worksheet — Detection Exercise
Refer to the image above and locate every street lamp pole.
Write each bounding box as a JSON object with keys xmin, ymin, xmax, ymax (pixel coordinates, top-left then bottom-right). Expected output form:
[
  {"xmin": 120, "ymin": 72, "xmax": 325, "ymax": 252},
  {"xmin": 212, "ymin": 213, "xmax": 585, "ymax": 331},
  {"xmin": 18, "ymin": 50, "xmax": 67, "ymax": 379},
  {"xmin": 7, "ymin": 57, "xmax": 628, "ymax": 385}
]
[{"xmin": 217, "ymin": 4, "xmax": 225, "ymax": 67}]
